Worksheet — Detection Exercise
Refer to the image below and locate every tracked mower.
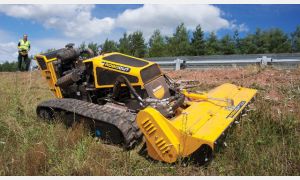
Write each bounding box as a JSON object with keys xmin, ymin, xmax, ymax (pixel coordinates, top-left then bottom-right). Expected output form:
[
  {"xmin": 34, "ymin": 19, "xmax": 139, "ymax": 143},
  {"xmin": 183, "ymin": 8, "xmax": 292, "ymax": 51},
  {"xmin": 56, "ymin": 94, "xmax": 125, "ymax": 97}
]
[{"xmin": 34, "ymin": 44, "xmax": 257, "ymax": 164}]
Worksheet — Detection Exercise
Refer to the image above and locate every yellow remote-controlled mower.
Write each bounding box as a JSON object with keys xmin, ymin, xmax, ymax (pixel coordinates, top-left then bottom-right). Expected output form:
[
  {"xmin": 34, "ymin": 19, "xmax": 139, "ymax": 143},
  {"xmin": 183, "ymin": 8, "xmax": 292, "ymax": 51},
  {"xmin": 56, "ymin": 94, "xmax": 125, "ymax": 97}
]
[{"xmin": 35, "ymin": 44, "xmax": 257, "ymax": 164}]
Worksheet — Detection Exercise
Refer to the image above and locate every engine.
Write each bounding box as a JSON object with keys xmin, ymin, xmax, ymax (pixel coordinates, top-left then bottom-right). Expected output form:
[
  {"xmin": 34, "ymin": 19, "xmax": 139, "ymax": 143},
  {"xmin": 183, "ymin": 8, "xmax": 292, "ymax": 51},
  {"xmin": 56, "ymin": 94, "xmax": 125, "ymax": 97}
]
[{"xmin": 35, "ymin": 44, "xmax": 183, "ymax": 117}]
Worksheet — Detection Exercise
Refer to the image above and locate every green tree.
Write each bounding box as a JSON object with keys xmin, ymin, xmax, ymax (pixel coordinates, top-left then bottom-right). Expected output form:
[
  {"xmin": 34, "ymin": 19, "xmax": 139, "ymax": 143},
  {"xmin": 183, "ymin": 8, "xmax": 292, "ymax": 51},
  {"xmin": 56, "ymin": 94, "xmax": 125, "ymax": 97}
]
[
  {"xmin": 233, "ymin": 30, "xmax": 241, "ymax": 54},
  {"xmin": 148, "ymin": 29, "xmax": 167, "ymax": 57},
  {"xmin": 190, "ymin": 25, "xmax": 205, "ymax": 56},
  {"xmin": 45, "ymin": 48, "xmax": 56, "ymax": 53},
  {"xmin": 100, "ymin": 39, "xmax": 118, "ymax": 53},
  {"xmin": 87, "ymin": 42, "xmax": 101, "ymax": 55},
  {"xmin": 79, "ymin": 42, "xmax": 87, "ymax": 50},
  {"xmin": 239, "ymin": 29, "xmax": 266, "ymax": 54},
  {"xmin": 239, "ymin": 28, "xmax": 291, "ymax": 54},
  {"xmin": 219, "ymin": 34, "xmax": 236, "ymax": 55},
  {"xmin": 239, "ymin": 34, "xmax": 256, "ymax": 54},
  {"xmin": 167, "ymin": 23, "xmax": 190, "ymax": 56},
  {"xmin": 39, "ymin": 48, "xmax": 56, "ymax": 54},
  {"xmin": 128, "ymin": 31, "xmax": 147, "ymax": 57},
  {"xmin": 205, "ymin": 32, "xmax": 220, "ymax": 55},
  {"xmin": 118, "ymin": 33, "xmax": 130, "ymax": 54},
  {"xmin": 0, "ymin": 61, "xmax": 18, "ymax": 72},
  {"xmin": 266, "ymin": 28, "xmax": 291, "ymax": 53},
  {"xmin": 253, "ymin": 28, "xmax": 267, "ymax": 53},
  {"xmin": 291, "ymin": 26, "xmax": 300, "ymax": 52}
]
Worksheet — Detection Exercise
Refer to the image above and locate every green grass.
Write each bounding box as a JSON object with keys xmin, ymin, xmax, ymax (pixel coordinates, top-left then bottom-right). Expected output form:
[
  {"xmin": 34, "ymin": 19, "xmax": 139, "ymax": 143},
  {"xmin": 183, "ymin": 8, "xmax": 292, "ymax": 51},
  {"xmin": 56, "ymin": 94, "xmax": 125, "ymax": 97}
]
[{"xmin": 0, "ymin": 68, "xmax": 299, "ymax": 175}]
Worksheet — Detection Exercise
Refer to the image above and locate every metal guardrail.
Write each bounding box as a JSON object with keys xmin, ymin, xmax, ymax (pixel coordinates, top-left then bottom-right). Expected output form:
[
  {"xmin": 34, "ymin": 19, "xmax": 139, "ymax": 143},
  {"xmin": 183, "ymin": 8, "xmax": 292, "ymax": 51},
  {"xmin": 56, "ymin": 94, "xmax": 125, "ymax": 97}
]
[{"xmin": 146, "ymin": 54, "xmax": 300, "ymax": 70}]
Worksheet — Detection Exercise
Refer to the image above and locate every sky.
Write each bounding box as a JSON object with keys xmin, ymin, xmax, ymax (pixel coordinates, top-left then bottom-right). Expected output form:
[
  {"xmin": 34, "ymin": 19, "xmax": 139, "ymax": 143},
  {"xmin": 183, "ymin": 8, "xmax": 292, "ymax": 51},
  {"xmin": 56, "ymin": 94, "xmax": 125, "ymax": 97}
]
[{"xmin": 0, "ymin": 4, "xmax": 300, "ymax": 63}]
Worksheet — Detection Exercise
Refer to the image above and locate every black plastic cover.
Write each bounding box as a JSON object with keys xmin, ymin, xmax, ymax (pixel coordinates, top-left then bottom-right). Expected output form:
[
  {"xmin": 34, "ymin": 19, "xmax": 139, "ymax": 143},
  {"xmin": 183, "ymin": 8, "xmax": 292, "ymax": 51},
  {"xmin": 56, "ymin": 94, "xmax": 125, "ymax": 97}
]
[
  {"xmin": 36, "ymin": 56, "xmax": 47, "ymax": 70},
  {"xmin": 96, "ymin": 67, "xmax": 139, "ymax": 86},
  {"xmin": 103, "ymin": 54, "xmax": 149, "ymax": 67},
  {"xmin": 140, "ymin": 64, "xmax": 162, "ymax": 83}
]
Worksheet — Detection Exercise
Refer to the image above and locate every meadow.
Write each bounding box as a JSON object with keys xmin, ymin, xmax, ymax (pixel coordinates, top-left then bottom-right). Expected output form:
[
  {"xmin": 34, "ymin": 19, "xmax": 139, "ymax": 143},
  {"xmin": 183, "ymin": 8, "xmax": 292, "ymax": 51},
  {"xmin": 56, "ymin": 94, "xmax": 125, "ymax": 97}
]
[{"xmin": 0, "ymin": 66, "xmax": 299, "ymax": 175}]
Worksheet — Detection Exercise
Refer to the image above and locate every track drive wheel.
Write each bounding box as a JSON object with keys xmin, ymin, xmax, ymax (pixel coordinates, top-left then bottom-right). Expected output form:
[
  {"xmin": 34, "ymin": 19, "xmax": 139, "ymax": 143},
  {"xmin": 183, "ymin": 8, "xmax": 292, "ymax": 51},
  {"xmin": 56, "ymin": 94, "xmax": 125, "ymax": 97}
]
[{"xmin": 36, "ymin": 107, "xmax": 54, "ymax": 121}]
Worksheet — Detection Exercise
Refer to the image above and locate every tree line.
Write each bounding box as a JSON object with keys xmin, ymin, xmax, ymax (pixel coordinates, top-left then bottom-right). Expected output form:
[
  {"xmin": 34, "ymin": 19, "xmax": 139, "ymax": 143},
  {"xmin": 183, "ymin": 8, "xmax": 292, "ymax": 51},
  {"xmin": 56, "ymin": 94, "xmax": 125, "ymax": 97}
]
[
  {"xmin": 97, "ymin": 23, "xmax": 300, "ymax": 58},
  {"xmin": 1, "ymin": 23, "xmax": 300, "ymax": 72},
  {"xmin": 0, "ymin": 61, "xmax": 18, "ymax": 72}
]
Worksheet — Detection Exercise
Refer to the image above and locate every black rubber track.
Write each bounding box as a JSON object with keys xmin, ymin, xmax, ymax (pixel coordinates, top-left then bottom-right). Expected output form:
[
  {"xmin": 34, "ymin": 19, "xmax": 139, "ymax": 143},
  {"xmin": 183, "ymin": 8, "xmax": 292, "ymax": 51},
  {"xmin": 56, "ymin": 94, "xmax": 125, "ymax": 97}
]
[{"xmin": 36, "ymin": 98, "xmax": 142, "ymax": 150}]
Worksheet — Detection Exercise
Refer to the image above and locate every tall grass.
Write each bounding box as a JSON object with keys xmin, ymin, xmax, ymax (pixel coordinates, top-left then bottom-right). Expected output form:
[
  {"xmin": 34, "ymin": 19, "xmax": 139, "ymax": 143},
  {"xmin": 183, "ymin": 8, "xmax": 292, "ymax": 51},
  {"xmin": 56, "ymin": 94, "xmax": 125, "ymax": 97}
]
[{"xmin": 0, "ymin": 68, "xmax": 299, "ymax": 175}]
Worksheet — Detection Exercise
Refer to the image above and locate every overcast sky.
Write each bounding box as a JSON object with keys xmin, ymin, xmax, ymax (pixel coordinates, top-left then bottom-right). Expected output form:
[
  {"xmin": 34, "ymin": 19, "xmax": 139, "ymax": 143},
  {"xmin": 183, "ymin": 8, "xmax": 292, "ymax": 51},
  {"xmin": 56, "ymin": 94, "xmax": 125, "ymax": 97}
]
[{"xmin": 0, "ymin": 4, "xmax": 300, "ymax": 63}]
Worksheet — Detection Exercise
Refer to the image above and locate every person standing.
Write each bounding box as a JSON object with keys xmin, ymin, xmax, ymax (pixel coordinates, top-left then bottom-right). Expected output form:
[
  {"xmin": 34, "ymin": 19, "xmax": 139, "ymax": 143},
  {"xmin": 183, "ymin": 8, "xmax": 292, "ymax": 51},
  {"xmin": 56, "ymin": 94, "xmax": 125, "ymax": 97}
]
[{"xmin": 17, "ymin": 34, "xmax": 31, "ymax": 71}]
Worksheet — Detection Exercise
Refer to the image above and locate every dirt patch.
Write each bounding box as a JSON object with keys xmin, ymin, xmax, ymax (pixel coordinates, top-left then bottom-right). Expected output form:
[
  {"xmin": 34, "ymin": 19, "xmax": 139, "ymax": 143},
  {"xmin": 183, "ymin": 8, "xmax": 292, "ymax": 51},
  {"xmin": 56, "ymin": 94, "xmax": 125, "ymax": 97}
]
[{"xmin": 166, "ymin": 67, "xmax": 300, "ymax": 88}]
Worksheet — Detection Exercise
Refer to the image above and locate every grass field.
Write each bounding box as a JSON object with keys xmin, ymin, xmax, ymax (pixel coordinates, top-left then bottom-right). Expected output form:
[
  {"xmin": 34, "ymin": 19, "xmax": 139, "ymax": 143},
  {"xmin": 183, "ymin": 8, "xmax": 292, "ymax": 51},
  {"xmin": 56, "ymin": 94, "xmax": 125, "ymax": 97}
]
[{"xmin": 0, "ymin": 66, "xmax": 299, "ymax": 175}]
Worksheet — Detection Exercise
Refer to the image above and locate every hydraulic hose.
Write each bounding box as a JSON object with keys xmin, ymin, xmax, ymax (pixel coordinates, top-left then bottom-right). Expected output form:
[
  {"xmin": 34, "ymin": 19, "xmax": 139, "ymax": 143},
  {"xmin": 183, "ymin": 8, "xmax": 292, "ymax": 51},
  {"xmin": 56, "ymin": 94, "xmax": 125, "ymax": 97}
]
[
  {"xmin": 112, "ymin": 75, "xmax": 184, "ymax": 112},
  {"xmin": 112, "ymin": 75, "xmax": 146, "ymax": 107}
]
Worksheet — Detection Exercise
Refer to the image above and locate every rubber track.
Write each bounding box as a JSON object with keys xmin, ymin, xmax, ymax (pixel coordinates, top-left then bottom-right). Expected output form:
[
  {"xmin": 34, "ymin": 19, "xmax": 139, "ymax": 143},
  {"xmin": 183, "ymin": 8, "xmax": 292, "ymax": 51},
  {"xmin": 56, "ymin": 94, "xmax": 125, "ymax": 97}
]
[{"xmin": 37, "ymin": 98, "xmax": 142, "ymax": 150}]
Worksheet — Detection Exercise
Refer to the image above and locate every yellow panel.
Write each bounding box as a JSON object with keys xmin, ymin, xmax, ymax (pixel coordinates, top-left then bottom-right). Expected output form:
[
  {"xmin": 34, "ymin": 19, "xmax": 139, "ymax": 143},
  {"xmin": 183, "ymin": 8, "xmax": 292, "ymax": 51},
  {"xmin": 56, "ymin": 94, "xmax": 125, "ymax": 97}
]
[
  {"xmin": 136, "ymin": 108, "xmax": 181, "ymax": 163},
  {"xmin": 34, "ymin": 55, "xmax": 62, "ymax": 98},
  {"xmin": 173, "ymin": 83, "xmax": 256, "ymax": 147},
  {"xmin": 136, "ymin": 83, "xmax": 257, "ymax": 163},
  {"xmin": 47, "ymin": 62, "xmax": 62, "ymax": 98},
  {"xmin": 86, "ymin": 52, "xmax": 159, "ymax": 89},
  {"xmin": 153, "ymin": 85, "xmax": 165, "ymax": 99}
]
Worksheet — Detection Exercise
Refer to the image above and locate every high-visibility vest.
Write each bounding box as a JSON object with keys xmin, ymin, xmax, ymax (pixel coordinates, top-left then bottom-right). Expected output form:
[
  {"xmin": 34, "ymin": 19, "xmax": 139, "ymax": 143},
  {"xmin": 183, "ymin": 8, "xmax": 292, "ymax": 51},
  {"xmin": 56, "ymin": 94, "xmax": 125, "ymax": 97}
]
[{"xmin": 19, "ymin": 39, "xmax": 31, "ymax": 51}]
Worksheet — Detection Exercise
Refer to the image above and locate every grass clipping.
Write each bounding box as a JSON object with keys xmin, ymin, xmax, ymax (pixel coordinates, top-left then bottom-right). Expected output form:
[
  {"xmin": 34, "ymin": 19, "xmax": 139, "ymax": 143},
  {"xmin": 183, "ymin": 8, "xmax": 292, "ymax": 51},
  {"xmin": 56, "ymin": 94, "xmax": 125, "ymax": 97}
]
[{"xmin": 0, "ymin": 67, "xmax": 299, "ymax": 175}]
